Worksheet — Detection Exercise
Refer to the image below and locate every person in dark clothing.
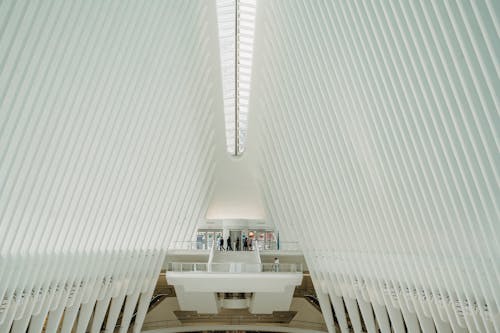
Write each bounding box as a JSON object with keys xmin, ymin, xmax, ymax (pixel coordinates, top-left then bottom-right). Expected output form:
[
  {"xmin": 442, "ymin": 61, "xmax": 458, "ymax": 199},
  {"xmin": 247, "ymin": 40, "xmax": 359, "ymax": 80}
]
[
  {"xmin": 219, "ymin": 238, "xmax": 224, "ymax": 251},
  {"xmin": 243, "ymin": 237, "xmax": 248, "ymax": 251},
  {"xmin": 236, "ymin": 237, "xmax": 240, "ymax": 251},
  {"xmin": 227, "ymin": 236, "xmax": 233, "ymax": 251}
]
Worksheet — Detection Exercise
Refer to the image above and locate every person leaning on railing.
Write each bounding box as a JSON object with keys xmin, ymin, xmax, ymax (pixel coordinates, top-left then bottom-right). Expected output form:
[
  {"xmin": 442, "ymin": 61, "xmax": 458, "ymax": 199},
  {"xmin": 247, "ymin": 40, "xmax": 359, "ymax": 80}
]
[{"xmin": 273, "ymin": 257, "xmax": 280, "ymax": 272}]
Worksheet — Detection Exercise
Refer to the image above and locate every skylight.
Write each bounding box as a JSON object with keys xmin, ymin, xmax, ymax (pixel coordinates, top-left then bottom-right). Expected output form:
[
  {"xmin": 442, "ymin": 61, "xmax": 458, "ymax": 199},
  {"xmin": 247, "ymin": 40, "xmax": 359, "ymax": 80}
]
[{"xmin": 216, "ymin": 0, "xmax": 256, "ymax": 156}]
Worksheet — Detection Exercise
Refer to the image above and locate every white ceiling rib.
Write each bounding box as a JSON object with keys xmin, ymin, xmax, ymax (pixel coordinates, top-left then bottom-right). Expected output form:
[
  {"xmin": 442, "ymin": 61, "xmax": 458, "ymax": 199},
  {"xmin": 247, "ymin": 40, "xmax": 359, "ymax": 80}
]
[
  {"xmin": 251, "ymin": 1, "xmax": 499, "ymax": 332},
  {"xmin": 0, "ymin": 1, "xmax": 218, "ymax": 332}
]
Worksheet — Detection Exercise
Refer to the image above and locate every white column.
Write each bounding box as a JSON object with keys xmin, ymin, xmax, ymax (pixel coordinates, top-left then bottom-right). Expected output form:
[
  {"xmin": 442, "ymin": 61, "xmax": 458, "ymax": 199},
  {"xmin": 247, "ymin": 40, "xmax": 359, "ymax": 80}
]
[
  {"xmin": 28, "ymin": 309, "xmax": 49, "ymax": 333},
  {"xmin": 11, "ymin": 313, "xmax": 31, "ymax": 333},
  {"xmin": 434, "ymin": 319, "xmax": 452, "ymax": 333},
  {"xmin": 90, "ymin": 296, "xmax": 111, "ymax": 333},
  {"xmin": 344, "ymin": 297, "xmax": 363, "ymax": 333},
  {"xmin": 358, "ymin": 299, "xmax": 377, "ymax": 333},
  {"xmin": 45, "ymin": 303, "xmax": 66, "ymax": 333},
  {"xmin": 0, "ymin": 302, "xmax": 17, "ymax": 333},
  {"xmin": 105, "ymin": 295, "xmax": 126, "ymax": 333},
  {"xmin": 401, "ymin": 308, "xmax": 420, "ymax": 333},
  {"xmin": 12, "ymin": 298, "xmax": 35, "ymax": 333},
  {"xmin": 316, "ymin": 291, "xmax": 336, "ymax": 333},
  {"xmin": 372, "ymin": 303, "xmax": 391, "ymax": 333},
  {"xmin": 118, "ymin": 292, "xmax": 140, "ymax": 333},
  {"xmin": 76, "ymin": 302, "xmax": 95, "ymax": 333},
  {"xmin": 386, "ymin": 306, "xmax": 406, "ymax": 333},
  {"xmin": 492, "ymin": 315, "xmax": 500, "ymax": 333},
  {"xmin": 448, "ymin": 319, "xmax": 469, "ymax": 333},
  {"xmin": 331, "ymin": 294, "xmax": 349, "ymax": 333},
  {"xmin": 132, "ymin": 291, "xmax": 154, "ymax": 333},
  {"xmin": 60, "ymin": 304, "xmax": 80, "ymax": 333},
  {"xmin": 418, "ymin": 314, "xmax": 436, "ymax": 333}
]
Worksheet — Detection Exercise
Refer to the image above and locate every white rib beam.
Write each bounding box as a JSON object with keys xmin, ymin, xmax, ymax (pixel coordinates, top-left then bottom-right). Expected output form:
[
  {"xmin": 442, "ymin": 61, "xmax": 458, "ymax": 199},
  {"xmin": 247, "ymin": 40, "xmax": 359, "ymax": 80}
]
[
  {"xmin": 250, "ymin": 1, "xmax": 499, "ymax": 332},
  {"xmin": 0, "ymin": 1, "xmax": 219, "ymax": 332}
]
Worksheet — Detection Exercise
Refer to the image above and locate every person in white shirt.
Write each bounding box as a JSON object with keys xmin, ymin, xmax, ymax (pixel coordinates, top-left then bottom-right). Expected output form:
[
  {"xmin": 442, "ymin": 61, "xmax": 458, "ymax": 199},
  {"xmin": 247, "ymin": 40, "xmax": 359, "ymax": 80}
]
[{"xmin": 273, "ymin": 257, "xmax": 280, "ymax": 272}]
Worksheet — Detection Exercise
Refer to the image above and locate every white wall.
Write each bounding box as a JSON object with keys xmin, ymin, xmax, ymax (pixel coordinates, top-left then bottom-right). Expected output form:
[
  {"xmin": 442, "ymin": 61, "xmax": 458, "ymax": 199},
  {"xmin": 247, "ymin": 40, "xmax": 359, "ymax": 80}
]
[
  {"xmin": 0, "ymin": 1, "xmax": 220, "ymax": 332},
  {"xmin": 250, "ymin": 1, "xmax": 499, "ymax": 332}
]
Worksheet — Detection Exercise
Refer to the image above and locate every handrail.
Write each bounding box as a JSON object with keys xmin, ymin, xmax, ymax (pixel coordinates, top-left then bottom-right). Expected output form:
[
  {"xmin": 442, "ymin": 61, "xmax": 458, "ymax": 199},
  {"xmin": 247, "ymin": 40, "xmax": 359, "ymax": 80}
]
[
  {"xmin": 257, "ymin": 241, "xmax": 300, "ymax": 252},
  {"xmin": 169, "ymin": 241, "xmax": 301, "ymax": 252},
  {"xmin": 254, "ymin": 240, "xmax": 262, "ymax": 264},
  {"xmin": 208, "ymin": 240, "xmax": 215, "ymax": 272},
  {"xmin": 168, "ymin": 241, "xmax": 212, "ymax": 251},
  {"xmin": 141, "ymin": 318, "xmax": 328, "ymax": 331},
  {"xmin": 167, "ymin": 262, "xmax": 303, "ymax": 273}
]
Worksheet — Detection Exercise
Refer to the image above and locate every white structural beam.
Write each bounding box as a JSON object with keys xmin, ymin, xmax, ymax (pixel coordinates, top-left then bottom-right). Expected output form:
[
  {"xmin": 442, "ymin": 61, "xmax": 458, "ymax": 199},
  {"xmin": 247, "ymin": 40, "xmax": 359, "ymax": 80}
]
[
  {"xmin": 1, "ymin": 1, "xmax": 498, "ymax": 332},
  {"xmin": 0, "ymin": 1, "xmax": 219, "ymax": 332},
  {"xmin": 249, "ymin": 1, "xmax": 499, "ymax": 332}
]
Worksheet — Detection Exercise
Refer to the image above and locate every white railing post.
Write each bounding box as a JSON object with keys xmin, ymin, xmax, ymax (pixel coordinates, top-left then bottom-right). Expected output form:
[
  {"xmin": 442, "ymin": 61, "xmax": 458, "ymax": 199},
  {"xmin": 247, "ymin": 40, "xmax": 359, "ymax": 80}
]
[{"xmin": 208, "ymin": 241, "xmax": 215, "ymax": 272}]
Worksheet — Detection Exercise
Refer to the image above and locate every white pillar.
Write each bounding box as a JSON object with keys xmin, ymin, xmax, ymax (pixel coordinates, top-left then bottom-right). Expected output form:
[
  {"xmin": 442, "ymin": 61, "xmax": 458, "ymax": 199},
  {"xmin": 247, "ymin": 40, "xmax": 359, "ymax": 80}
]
[
  {"xmin": 316, "ymin": 291, "xmax": 336, "ymax": 333},
  {"xmin": 344, "ymin": 297, "xmax": 363, "ymax": 333},
  {"xmin": 28, "ymin": 309, "xmax": 49, "ymax": 333},
  {"xmin": 119, "ymin": 292, "xmax": 140, "ymax": 333},
  {"xmin": 492, "ymin": 314, "xmax": 500, "ymax": 333},
  {"xmin": 76, "ymin": 302, "xmax": 95, "ymax": 333},
  {"xmin": 331, "ymin": 294, "xmax": 349, "ymax": 333},
  {"xmin": 132, "ymin": 291, "xmax": 154, "ymax": 333},
  {"xmin": 372, "ymin": 303, "xmax": 391, "ymax": 333},
  {"xmin": 434, "ymin": 319, "xmax": 452, "ymax": 333},
  {"xmin": 60, "ymin": 304, "xmax": 80, "ymax": 333},
  {"xmin": 401, "ymin": 308, "xmax": 420, "ymax": 333},
  {"xmin": 90, "ymin": 296, "xmax": 111, "ymax": 333},
  {"xmin": 11, "ymin": 313, "xmax": 31, "ymax": 333},
  {"xmin": 45, "ymin": 303, "xmax": 66, "ymax": 333},
  {"xmin": 418, "ymin": 314, "xmax": 436, "ymax": 333},
  {"xmin": 386, "ymin": 306, "xmax": 405, "ymax": 333},
  {"xmin": 13, "ymin": 299, "xmax": 35, "ymax": 330},
  {"xmin": 0, "ymin": 302, "xmax": 17, "ymax": 333},
  {"xmin": 105, "ymin": 295, "xmax": 126, "ymax": 333},
  {"xmin": 358, "ymin": 299, "xmax": 377, "ymax": 333}
]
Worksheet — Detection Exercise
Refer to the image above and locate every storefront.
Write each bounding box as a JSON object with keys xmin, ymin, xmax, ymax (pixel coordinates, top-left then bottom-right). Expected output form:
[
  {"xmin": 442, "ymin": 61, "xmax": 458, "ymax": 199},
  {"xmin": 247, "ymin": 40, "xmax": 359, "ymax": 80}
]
[
  {"xmin": 248, "ymin": 230, "xmax": 278, "ymax": 250},
  {"xmin": 196, "ymin": 228, "xmax": 278, "ymax": 251},
  {"xmin": 196, "ymin": 229, "xmax": 223, "ymax": 249}
]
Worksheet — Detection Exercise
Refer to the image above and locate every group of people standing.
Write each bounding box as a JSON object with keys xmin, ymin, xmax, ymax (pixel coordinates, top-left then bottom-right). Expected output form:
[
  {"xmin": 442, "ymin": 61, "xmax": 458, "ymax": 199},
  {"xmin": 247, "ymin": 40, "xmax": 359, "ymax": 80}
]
[{"xmin": 218, "ymin": 236, "xmax": 253, "ymax": 251}]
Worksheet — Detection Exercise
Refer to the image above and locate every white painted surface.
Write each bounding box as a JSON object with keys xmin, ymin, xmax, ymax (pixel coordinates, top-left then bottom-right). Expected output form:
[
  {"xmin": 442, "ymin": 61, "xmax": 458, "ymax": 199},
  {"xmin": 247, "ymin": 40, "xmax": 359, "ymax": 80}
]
[
  {"xmin": 144, "ymin": 326, "xmax": 326, "ymax": 333},
  {"xmin": 167, "ymin": 271, "xmax": 302, "ymax": 314},
  {"xmin": 167, "ymin": 272, "xmax": 302, "ymax": 293},
  {"xmin": 249, "ymin": 1, "xmax": 500, "ymax": 332},
  {"xmin": 0, "ymin": 0, "xmax": 220, "ymax": 331},
  {"xmin": 249, "ymin": 285, "xmax": 296, "ymax": 314},
  {"xmin": 1, "ymin": 0, "xmax": 498, "ymax": 332}
]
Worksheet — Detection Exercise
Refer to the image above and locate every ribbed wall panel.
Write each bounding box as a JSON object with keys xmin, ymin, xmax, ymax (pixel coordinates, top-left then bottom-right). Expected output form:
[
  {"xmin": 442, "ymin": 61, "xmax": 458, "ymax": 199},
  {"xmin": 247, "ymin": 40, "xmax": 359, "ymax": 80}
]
[
  {"xmin": 0, "ymin": 1, "xmax": 218, "ymax": 332},
  {"xmin": 251, "ymin": 1, "xmax": 499, "ymax": 332}
]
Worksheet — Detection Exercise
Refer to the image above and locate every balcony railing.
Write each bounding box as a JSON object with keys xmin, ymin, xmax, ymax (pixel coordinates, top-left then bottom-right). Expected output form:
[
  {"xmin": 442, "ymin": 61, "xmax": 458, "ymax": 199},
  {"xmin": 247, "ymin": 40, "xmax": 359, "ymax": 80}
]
[
  {"xmin": 256, "ymin": 241, "xmax": 300, "ymax": 252},
  {"xmin": 169, "ymin": 241, "xmax": 213, "ymax": 251},
  {"xmin": 167, "ymin": 262, "xmax": 303, "ymax": 273},
  {"xmin": 169, "ymin": 241, "xmax": 301, "ymax": 252},
  {"xmin": 141, "ymin": 318, "xmax": 327, "ymax": 331}
]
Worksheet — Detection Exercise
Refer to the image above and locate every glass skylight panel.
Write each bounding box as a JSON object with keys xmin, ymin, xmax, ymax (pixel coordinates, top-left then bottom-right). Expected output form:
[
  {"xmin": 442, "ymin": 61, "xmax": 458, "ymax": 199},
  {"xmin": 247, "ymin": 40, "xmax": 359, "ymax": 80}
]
[{"xmin": 216, "ymin": 0, "xmax": 256, "ymax": 156}]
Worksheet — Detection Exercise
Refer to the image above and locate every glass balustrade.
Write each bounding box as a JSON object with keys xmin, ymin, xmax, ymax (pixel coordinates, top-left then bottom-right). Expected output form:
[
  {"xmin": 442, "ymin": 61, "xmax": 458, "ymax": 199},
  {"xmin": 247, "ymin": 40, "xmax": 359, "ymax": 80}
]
[{"xmin": 166, "ymin": 262, "xmax": 302, "ymax": 273}]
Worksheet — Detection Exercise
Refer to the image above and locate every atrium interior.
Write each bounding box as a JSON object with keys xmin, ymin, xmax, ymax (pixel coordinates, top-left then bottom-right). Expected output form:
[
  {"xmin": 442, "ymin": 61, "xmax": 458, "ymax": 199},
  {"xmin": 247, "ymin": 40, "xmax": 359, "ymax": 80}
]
[{"xmin": 0, "ymin": 0, "xmax": 498, "ymax": 333}]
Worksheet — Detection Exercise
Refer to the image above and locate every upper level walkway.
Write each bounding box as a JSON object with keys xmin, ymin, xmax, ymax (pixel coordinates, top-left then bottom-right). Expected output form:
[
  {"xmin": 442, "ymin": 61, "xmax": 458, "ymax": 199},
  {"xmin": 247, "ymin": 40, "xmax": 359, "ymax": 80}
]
[{"xmin": 163, "ymin": 240, "xmax": 305, "ymax": 315}]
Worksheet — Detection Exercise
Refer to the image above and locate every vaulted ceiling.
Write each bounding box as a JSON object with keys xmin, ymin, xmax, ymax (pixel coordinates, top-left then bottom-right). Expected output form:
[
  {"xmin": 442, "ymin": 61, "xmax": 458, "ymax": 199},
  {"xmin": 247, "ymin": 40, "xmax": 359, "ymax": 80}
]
[
  {"xmin": 0, "ymin": 1, "xmax": 498, "ymax": 332},
  {"xmin": 250, "ymin": 1, "xmax": 499, "ymax": 332}
]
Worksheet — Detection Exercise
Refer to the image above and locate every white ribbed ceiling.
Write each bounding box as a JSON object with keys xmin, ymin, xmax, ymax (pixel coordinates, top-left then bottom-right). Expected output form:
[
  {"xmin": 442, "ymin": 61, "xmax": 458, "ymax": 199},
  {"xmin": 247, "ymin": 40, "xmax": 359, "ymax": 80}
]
[
  {"xmin": 0, "ymin": 1, "xmax": 219, "ymax": 332},
  {"xmin": 0, "ymin": 1, "xmax": 499, "ymax": 333},
  {"xmin": 250, "ymin": 1, "xmax": 499, "ymax": 333}
]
